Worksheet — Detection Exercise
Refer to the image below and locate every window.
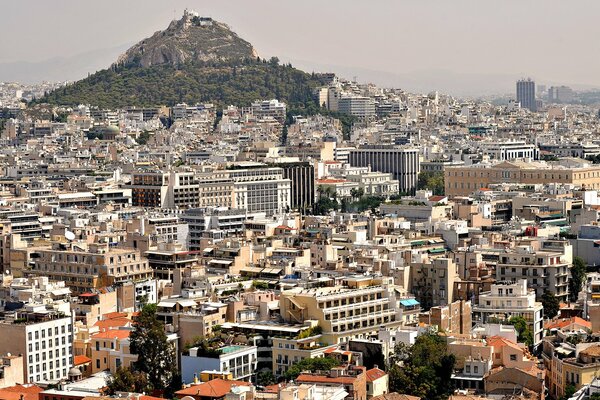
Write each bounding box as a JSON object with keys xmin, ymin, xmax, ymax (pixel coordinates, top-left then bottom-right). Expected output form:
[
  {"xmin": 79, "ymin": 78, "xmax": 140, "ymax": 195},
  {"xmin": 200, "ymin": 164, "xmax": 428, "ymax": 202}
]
[
  {"xmin": 510, "ymin": 354, "xmax": 517, "ymax": 361},
  {"xmin": 96, "ymin": 359, "xmax": 100, "ymax": 369}
]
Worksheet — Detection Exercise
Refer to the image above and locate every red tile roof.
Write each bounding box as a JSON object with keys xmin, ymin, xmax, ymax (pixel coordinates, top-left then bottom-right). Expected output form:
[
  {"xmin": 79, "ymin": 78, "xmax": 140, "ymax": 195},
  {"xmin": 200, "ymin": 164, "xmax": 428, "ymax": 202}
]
[
  {"xmin": 544, "ymin": 316, "xmax": 591, "ymax": 331},
  {"xmin": 365, "ymin": 368, "xmax": 387, "ymax": 382},
  {"xmin": 92, "ymin": 329, "xmax": 131, "ymax": 340},
  {"xmin": 0, "ymin": 385, "xmax": 44, "ymax": 400},
  {"xmin": 175, "ymin": 379, "xmax": 251, "ymax": 399},
  {"xmin": 296, "ymin": 374, "xmax": 357, "ymax": 385},
  {"xmin": 74, "ymin": 355, "xmax": 92, "ymax": 366}
]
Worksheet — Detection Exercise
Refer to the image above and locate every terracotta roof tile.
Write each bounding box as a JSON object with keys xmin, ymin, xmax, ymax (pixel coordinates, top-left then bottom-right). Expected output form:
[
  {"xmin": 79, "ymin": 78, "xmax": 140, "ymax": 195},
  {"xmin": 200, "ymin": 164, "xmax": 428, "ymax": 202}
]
[{"xmin": 175, "ymin": 379, "xmax": 250, "ymax": 398}]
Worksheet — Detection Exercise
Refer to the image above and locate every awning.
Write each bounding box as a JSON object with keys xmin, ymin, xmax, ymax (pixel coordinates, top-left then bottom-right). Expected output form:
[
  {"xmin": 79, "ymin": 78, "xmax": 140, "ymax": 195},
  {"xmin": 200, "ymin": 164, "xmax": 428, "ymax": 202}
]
[
  {"xmin": 400, "ymin": 299, "xmax": 420, "ymax": 307},
  {"xmin": 209, "ymin": 259, "xmax": 233, "ymax": 265},
  {"xmin": 411, "ymin": 240, "xmax": 426, "ymax": 246},
  {"xmin": 177, "ymin": 300, "xmax": 197, "ymax": 307},
  {"xmin": 157, "ymin": 301, "xmax": 176, "ymax": 308},
  {"xmin": 428, "ymin": 248, "xmax": 446, "ymax": 254},
  {"xmin": 51, "ymin": 288, "xmax": 71, "ymax": 296}
]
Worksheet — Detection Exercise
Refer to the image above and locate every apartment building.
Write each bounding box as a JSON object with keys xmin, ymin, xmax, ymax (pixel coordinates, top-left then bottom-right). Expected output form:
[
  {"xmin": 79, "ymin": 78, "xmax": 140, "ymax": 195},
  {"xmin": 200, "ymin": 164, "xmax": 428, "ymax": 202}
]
[
  {"xmin": 250, "ymin": 99, "xmax": 286, "ymax": 122},
  {"xmin": 272, "ymin": 336, "xmax": 338, "ymax": 377},
  {"xmin": 543, "ymin": 339, "xmax": 600, "ymax": 399},
  {"xmin": 197, "ymin": 171, "xmax": 235, "ymax": 208},
  {"xmin": 494, "ymin": 240, "xmax": 572, "ymax": 301},
  {"xmin": 0, "ymin": 354, "xmax": 24, "ymax": 388},
  {"xmin": 279, "ymin": 277, "xmax": 403, "ymax": 344},
  {"xmin": 445, "ymin": 159, "xmax": 600, "ymax": 197},
  {"xmin": 181, "ymin": 207, "xmax": 246, "ymax": 250},
  {"xmin": 27, "ymin": 242, "xmax": 153, "ymax": 294},
  {"xmin": 0, "ymin": 308, "xmax": 73, "ymax": 383},
  {"xmin": 90, "ymin": 329, "xmax": 136, "ymax": 374},
  {"xmin": 130, "ymin": 171, "xmax": 199, "ymax": 209},
  {"xmin": 409, "ymin": 257, "xmax": 459, "ymax": 308},
  {"xmin": 472, "ymin": 280, "xmax": 544, "ymax": 349}
]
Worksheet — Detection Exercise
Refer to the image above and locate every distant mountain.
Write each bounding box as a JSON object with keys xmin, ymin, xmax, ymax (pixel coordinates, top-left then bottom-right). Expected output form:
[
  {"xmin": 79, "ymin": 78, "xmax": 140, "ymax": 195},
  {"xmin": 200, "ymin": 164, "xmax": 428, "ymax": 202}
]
[
  {"xmin": 40, "ymin": 11, "xmax": 330, "ymax": 110},
  {"xmin": 0, "ymin": 44, "xmax": 131, "ymax": 84}
]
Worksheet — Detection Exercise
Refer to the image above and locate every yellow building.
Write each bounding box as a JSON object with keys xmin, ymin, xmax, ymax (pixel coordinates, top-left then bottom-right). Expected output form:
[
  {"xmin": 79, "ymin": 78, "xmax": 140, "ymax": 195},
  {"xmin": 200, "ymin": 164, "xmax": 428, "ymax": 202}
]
[
  {"xmin": 444, "ymin": 159, "xmax": 600, "ymax": 197},
  {"xmin": 543, "ymin": 341, "xmax": 600, "ymax": 399},
  {"xmin": 90, "ymin": 329, "xmax": 136, "ymax": 373}
]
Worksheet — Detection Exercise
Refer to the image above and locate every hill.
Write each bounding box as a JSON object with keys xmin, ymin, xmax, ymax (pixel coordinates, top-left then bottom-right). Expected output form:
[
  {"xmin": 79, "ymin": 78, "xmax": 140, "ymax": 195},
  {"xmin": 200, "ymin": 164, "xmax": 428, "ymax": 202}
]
[{"xmin": 39, "ymin": 11, "xmax": 332, "ymax": 111}]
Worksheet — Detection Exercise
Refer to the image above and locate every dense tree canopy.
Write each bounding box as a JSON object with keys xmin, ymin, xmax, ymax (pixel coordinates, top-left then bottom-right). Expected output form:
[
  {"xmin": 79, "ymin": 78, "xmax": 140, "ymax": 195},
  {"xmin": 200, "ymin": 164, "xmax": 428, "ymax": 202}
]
[
  {"xmin": 388, "ymin": 332, "xmax": 456, "ymax": 400},
  {"xmin": 39, "ymin": 59, "xmax": 329, "ymax": 112},
  {"xmin": 417, "ymin": 171, "xmax": 445, "ymax": 195}
]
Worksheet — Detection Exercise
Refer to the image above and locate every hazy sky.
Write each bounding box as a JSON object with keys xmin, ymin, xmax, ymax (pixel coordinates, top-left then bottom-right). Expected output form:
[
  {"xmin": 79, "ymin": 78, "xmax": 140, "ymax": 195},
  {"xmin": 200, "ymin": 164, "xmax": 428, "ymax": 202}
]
[{"xmin": 2, "ymin": 0, "xmax": 600, "ymax": 95}]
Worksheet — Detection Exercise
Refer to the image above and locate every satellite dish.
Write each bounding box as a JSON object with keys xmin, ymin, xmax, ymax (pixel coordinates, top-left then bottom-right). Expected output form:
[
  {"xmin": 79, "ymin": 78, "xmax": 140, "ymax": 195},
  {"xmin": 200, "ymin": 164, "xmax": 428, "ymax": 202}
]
[{"xmin": 65, "ymin": 231, "xmax": 76, "ymax": 241}]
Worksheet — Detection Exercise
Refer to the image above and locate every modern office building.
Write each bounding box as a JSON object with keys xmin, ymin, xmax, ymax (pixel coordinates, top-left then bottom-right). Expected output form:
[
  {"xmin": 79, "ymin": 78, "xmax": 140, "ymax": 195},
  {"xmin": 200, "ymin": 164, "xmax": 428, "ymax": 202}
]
[
  {"xmin": 338, "ymin": 96, "xmax": 376, "ymax": 118},
  {"xmin": 349, "ymin": 146, "xmax": 420, "ymax": 193},
  {"xmin": 228, "ymin": 168, "xmax": 291, "ymax": 215},
  {"xmin": 548, "ymin": 86, "xmax": 575, "ymax": 103},
  {"xmin": 275, "ymin": 161, "xmax": 315, "ymax": 212},
  {"xmin": 516, "ymin": 78, "xmax": 536, "ymax": 111}
]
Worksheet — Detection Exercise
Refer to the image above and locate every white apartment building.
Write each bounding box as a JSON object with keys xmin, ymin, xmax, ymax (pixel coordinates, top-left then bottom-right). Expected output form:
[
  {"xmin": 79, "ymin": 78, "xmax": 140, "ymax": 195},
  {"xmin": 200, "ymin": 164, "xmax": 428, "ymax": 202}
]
[
  {"xmin": 181, "ymin": 344, "xmax": 258, "ymax": 383},
  {"xmin": 250, "ymin": 99, "xmax": 287, "ymax": 122},
  {"xmin": 229, "ymin": 168, "xmax": 291, "ymax": 215},
  {"xmin": 0, "ymin": 308, "xmax": 73, "ymax": 383},
  {"xmin": 472, "ymin": 279, "xmax": 544, "ymax": 349}
]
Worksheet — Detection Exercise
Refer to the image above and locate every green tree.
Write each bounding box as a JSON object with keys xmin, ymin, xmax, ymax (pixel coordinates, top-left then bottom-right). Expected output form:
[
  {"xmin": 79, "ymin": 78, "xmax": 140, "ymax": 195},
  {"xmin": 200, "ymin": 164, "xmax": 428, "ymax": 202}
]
[
  {"xmin": 542, "ymin": 290, "xmax": 560, "ymax": 319},
  {"xmin": 388, "ymin": 333, "xmax": 455, "ymax": 400},
  {"xmin": 314, "ymin": 186, "xmax": 339, "ymax": 215},
  {"xmin": 570, "ymin": 257, "xmax": 587, "ymax": 302},
  {"xmin": 562, "ymin": 383, "xmax": 576, "ymax": 400},
  {"xmin": 508, "ymin": 316, "xmax": 534, "ymax": 348},
  {"xmin": 256, "ymin": 370, "xmax": 276, "ymax": 386},
  {"xmin": 106, "ymin": 367, "xmax": 149, "ymax": 394},
  {"xmin": 130, "ymin": 304, "xmax": 180, "ymax": 397},
  {"xmin": 283, "ymin": 357, "xmax": 340, "ymax": 381},
  {"xmin": 417, "ymin": 171, "xmax": 445, "ymax": 195}
]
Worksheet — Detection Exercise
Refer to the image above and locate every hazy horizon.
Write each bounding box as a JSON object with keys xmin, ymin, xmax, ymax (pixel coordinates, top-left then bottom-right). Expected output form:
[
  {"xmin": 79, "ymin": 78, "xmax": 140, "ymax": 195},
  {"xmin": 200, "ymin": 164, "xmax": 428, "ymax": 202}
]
[{"xmin": 3, "ymin": 0, "xmax": 600, "ymax": 96}]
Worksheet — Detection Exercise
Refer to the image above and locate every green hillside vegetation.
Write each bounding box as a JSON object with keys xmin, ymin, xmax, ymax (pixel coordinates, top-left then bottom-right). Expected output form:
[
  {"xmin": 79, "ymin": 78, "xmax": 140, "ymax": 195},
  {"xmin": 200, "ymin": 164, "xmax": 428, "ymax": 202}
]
[{"xmin": 39, "ymin": 58, "xmax": 330, "ymax": 112}]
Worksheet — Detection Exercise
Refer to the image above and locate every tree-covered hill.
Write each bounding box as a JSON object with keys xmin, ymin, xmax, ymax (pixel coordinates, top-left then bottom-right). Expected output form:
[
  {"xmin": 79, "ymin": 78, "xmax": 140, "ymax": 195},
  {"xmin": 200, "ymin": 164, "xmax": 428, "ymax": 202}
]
[{"xmin": 40, "ymin": 58, "xmax": 330, "ymax": 110}]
